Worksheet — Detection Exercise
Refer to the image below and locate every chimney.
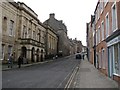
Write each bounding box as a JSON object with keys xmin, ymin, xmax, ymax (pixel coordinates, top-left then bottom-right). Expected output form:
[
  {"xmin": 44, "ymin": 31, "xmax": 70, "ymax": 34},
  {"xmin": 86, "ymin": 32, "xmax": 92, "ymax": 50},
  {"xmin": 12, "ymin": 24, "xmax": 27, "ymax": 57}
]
[{"xmin": 49, "ymin": 13, "xmax": 55, "ymax": 18}]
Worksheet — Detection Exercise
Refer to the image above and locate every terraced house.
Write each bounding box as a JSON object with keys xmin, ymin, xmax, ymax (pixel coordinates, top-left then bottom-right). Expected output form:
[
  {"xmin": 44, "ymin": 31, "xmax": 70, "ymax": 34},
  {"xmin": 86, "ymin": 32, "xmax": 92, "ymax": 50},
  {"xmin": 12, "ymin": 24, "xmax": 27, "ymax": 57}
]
[
  {"xmin": 1, "ymin": 1, "xmax": 46, "ymax": 63},
  {"xmin": 87, "ymin": 0, "xmax": 120, "ymax": 83}
]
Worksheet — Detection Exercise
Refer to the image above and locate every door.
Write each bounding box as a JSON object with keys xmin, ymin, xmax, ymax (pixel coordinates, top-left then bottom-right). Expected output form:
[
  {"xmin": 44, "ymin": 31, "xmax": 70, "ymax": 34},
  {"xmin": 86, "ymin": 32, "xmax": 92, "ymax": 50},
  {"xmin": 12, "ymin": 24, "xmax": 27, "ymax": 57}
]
[{"xmin": 108, "ymin": 47, "xmax": 113, "ymax": 77}]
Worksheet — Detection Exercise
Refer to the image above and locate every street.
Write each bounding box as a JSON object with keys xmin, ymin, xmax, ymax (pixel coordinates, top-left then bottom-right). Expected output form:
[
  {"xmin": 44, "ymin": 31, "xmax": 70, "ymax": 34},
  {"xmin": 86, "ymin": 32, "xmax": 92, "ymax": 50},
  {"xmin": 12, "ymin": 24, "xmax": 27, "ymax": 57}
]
[{"xmin": 2, "ymin": 55, "xmax": 80, "ymax": 88}]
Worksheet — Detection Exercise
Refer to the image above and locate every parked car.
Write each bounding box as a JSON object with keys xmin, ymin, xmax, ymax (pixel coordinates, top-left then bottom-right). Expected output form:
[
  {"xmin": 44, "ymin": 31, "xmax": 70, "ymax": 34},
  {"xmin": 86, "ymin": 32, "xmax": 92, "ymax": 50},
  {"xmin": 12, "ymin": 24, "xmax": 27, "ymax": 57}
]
[{"xmin": 75, "ymin": 53, "xmax": 81, "ymax": 59}]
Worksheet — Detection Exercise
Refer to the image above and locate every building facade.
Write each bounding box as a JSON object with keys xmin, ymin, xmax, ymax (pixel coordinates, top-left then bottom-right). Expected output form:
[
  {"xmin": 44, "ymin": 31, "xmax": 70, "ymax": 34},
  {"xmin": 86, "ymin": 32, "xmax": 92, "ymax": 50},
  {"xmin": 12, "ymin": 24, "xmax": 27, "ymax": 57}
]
[
  {"xmin": 44, "ymin": 25, "xmax": 58, "ymax": 59},
  {"xmin": 87, "ymin": 0, "xmax": 120, "ymax": 83},
  {"xmin": 2, "ymin": 1, "xmax": 18, "ymax": 63},
  {"xmin": 105, "ymin": 1, "xmax": 120, "ymax": 82},
  {"xmin": 44, "ymin": 13, "xmax": 70, "ymax": 56},
  {"xmin": 2, "ymin": 1, "xmax": 46, "ymax": 63},
  {"xmin": 17, "ymin": 2, "xmax": 45, "ymax": 63}
]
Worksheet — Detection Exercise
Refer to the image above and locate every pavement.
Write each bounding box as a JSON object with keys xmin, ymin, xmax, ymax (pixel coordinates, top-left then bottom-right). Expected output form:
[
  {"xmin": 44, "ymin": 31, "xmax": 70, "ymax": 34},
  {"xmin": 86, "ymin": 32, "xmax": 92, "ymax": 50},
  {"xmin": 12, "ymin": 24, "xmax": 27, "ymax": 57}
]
[
  {"xmin": 72, "ymin": 57, "xmax": 120, "ymax": 88},
  {"xmin": 2, "ymin": 59, "xmax": 55, "ymax": 71}
]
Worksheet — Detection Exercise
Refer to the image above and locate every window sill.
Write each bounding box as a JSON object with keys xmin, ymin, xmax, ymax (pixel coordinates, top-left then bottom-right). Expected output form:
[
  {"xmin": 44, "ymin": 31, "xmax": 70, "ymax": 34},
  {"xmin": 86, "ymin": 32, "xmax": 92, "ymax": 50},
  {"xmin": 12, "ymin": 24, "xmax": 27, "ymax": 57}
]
[
  {"xmin": 113, "ymin": 73, "xmax": 120, "ymax": 77},
  {"xmin": 113, "ymin": 28, "xmax": 118, "ymax": 32}
]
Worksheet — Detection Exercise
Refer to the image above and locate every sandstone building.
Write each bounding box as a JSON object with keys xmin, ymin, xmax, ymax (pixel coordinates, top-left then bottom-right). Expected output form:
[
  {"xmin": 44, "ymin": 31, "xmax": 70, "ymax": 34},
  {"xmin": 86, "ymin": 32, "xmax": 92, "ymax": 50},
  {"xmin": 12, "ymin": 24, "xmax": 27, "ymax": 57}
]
[
  {"xmin": 44, "ymin": 13, "xmax": 74, "ymax": 56},
  {"xmin": 44, "ymin": 25, "xmax": 58, "ymax": 59},
  {"xmin": 1, "ymin": 1, "xmax": 46, "ymax": 63}
]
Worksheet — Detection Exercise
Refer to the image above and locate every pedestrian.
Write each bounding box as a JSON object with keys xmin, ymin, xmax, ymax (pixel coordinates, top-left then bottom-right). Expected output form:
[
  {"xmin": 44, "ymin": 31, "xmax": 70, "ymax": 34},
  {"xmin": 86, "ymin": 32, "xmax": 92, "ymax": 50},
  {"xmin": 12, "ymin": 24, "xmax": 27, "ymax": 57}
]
[
  {"xmin": 18, "ymin": 55, "xmax": 23, "ymax": 68},
  {"xmin": 83, "ymin": 54, "xmax": 84, "ymax": 60},
  {"xmin": 79, "ymin": 54, "xmax": 81, "ymax": 59},
  {"xmin": 55, "ymin": 55, "xmax": 58, "ymax": 59},
  {"xmin": 8, "ymin": 54, "xmax": 13, "ymax": 68}
]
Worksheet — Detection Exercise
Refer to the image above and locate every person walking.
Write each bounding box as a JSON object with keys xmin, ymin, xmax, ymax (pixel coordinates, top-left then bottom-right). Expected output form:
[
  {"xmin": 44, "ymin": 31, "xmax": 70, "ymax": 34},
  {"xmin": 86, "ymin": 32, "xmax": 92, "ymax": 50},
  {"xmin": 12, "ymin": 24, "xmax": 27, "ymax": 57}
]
[
  {"xmin": 18, "ymin": 55, "xmax": 23, "ymax": 68},
  {"xmin": 83, "ymin": 54, "xmax": 84, "ymax": 60},
  {"xmin": 8, "ymin": 54, "xmax": 13, "ymax": 68}
]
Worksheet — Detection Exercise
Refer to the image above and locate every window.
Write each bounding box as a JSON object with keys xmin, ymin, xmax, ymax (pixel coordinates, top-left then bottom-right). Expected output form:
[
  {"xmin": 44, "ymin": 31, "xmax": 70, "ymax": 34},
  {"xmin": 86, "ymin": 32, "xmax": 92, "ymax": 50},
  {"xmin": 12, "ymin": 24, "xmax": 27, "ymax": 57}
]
[
  {"xmin": 104, "ymin": 0, "xmax": 108, "ymax": 7},
  {"xmin": 9, "ymin": 20, "xmax": 14, "ymax": 36},
  {"xmin": 97, "ymin": 5, "xmax": 100, "ymax": 20},
  {"xmin": 105, "ymin": 14, "xmax": 109, "ymax": 38},
  {"xmin": 113, "ymin": 44, "xmax": 119, "ymax": 74},
  {"xmin": 101, "ymin": 21, "xmax": 104, "ymax": 40},
  {"xmin": 23, "ymin": 25, "xmax": 27, "ymax": 38},
  {"xmin": 41, "ymin": 31, "xmax": 45, "ymax": 43},
  {"xmin": 33, "ymin": 31, "xmax": 35, "ymax": 40},
  {"xmin": 100, "ymin": 2, "xmax": 103, "ymax": 13},
  {"xmin": 95, "ymin": 11, "xmax": 97, "ymax": 23},
  {"xmin": 98, "ymin": 26, "xmax": 101, "ymax": 43},
  {"xmin": 3, "ymin": 17, "xmax": 7, "ymax": 32},
  {"xmin": 2, "ymin": 44, "xmax": 5, "ymax": 60},
  {"xmin": 28, "ymin": 28, "xmax": 31, "ymax": 38},
  {"xmin": 49, "ymin": 36, "xmax": 51, "ymax": 48},
  {"xmin": 37, "ymin": 29, "xmax": 41, "ymax": 42},
  {"xmin": 96, "ymin": 30, "xmax": 98, "ymax": 45},
  {"xmin": 112, "ymin": 3, "xmax": 117, "ymax": 31}
]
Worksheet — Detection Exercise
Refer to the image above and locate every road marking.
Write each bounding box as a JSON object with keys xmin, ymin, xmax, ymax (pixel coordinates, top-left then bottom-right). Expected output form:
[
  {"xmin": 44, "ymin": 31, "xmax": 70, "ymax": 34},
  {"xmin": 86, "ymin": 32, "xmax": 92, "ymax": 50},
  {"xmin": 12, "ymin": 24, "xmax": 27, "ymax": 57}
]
[
  {"xmin": 64, "ymin": 65, "xmax": 79, "ymax": 89},
  {"xmin": 57, "ymin": 63, "xmax": 79, "ymax": 88}
]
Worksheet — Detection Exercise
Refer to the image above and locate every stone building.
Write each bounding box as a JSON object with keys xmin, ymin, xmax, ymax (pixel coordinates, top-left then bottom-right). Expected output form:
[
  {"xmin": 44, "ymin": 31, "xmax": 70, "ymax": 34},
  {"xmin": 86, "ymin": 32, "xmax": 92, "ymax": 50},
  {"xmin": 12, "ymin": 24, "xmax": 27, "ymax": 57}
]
[
  {"xmin": 44, "ymin": 13, "xmax": 70, "ymax": 56},
  {"xmin": 69, "ymin": 38, "xmax": 83, "ymax": 55},
  {"xmin": 73, "ymin": 38, "xmax": 83, "ymax": 53},
  {"xmin": 44, "ymin": 25, "xmax": 58, "ymax": 59},
  {"xmin": 1, "ymin": 1, "xmax": 46, "ymax": 63},
  {"xmin": 2, "ymin": 1, "xmax": 18, "ymax": 63},
  {"xmin": 69, "ymin": 39, "xmax": 76, "ymax": 55},
  {"xmin": 16, "ymin": 2, "xmax": 45, "ymax": 63}
]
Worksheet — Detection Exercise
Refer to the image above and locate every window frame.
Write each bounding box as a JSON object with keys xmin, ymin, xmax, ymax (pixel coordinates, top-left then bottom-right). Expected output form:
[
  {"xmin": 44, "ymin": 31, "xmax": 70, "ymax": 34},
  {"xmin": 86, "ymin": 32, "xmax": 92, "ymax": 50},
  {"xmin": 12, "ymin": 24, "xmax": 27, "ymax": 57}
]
[
  {"xmin": 111, "ymin": 2, "xmax": 118, "ymax": 32},
  {"xmin": 105, "ymin": 13, "xmax": 109, "ymax": 38},
  {"xmin": 9, "ymin": 20, "xmax": 14, "ymax": 36}
]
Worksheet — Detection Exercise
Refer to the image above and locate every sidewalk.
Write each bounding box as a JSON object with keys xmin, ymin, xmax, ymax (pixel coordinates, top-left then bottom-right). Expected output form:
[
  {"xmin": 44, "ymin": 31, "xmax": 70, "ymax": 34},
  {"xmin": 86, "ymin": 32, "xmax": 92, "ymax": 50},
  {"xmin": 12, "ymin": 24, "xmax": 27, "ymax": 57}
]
[
  {"xmin": 73, "ymin": 58, "xmax": 119, "ymax": 88},
  {"xmin": 2, "ymin": 59, "xmax": 54, "ymax": 71}
]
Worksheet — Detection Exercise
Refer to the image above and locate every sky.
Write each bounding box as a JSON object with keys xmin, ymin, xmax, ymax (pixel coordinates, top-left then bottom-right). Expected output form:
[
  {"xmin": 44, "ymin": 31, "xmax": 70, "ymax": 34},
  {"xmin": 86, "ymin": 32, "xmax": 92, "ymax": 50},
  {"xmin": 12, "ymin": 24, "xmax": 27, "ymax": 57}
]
[{"xmin": 14, "ymin": 0, "xmax": 98, "ymax": 46}]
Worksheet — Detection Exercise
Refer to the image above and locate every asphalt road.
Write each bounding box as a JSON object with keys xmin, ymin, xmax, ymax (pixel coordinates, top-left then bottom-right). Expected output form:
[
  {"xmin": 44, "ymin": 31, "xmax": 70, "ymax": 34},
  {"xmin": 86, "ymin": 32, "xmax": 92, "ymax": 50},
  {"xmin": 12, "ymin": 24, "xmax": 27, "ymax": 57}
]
[{"xmin": 2, "ymin": 55, "xmax": 80, "ymax": 88}]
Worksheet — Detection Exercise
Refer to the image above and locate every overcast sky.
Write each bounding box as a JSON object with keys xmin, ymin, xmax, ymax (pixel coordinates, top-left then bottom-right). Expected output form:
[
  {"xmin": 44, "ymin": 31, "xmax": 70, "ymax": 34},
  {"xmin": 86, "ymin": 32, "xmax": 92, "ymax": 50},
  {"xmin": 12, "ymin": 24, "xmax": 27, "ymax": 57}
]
[{"xmin": 14, "ymin": 0, "xmax": 98, "ymax": 46}]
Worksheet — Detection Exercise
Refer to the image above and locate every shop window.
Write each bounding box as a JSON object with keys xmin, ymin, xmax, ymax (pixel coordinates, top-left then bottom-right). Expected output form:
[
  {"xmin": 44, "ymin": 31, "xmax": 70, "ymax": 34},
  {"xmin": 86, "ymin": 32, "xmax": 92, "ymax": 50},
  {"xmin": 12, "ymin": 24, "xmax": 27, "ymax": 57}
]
[{"xmin": 114, "ymin": 44, "xmax": 119, "ymax": 74}]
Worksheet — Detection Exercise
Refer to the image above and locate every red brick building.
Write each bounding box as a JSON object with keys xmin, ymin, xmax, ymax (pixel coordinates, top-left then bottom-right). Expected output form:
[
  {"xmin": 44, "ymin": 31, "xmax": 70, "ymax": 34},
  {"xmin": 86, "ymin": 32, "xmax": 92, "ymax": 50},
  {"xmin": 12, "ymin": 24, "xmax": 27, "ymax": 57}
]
[{"xmin": 87, "ymin": 0, "xmax": 120, "ymax": 83}]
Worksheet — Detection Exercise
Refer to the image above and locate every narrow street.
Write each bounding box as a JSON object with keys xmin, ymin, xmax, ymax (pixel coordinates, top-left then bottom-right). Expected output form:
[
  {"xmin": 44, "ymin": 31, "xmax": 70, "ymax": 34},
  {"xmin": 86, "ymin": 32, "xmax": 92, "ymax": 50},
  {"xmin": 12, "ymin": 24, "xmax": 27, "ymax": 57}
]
[{"xmin": 2, "ymin": 55, "xmax": 80, "ymax": 88}]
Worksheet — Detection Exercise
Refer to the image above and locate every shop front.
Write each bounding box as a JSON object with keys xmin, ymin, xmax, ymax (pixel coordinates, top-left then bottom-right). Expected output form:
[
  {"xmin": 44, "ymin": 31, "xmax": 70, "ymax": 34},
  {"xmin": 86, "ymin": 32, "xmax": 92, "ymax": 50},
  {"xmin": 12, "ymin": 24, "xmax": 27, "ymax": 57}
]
[{"xmin": 107, "ymin": 35, "xmax": 120, "ymax": 83}]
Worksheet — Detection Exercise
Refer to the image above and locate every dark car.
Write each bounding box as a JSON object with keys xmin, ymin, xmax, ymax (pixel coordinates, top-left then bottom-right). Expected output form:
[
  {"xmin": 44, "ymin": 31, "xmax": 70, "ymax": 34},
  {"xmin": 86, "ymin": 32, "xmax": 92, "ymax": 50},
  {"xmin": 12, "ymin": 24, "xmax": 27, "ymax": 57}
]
[{"xmin": 75, "ymin": 53, "xmax": 81, "ymax": 59}]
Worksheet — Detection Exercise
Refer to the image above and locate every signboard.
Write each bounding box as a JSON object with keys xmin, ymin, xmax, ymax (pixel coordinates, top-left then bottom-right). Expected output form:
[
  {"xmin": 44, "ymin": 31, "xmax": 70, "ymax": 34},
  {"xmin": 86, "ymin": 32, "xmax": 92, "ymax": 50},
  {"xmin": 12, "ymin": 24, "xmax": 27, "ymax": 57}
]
[{"xmin": 107, "ymin": 35, "xmax": 120, "ymax": 47}]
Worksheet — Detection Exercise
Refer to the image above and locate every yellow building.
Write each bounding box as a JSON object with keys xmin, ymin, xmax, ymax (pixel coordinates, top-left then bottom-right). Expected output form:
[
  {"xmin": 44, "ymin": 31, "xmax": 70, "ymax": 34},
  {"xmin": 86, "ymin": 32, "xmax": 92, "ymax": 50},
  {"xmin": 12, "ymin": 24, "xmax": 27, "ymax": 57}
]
[
  {"xmin": 44, "ymin": 25, "xmax": 58, "ymax": 59},
  {"xmin": 2, "ymin": 1, "xmax": 18, "ymax": 63},
  {"xmin": 1, "ymin": 1, "xmax": 46, "ymax": 63}
]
